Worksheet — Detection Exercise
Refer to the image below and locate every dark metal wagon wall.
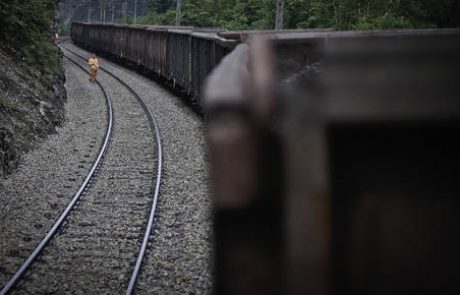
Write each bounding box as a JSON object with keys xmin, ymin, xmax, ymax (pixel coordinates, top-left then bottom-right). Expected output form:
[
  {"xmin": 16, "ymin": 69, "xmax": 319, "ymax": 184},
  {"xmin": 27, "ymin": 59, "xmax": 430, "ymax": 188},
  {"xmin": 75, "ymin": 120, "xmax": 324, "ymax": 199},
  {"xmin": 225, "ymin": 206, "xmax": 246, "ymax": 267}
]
[
  {"xmin": 204, "ymin": 29, "xmax": 460, "ymax": 295},
  {"xmin": 70, "ymin": 22, "xmax": 237, "ymax": 104}
]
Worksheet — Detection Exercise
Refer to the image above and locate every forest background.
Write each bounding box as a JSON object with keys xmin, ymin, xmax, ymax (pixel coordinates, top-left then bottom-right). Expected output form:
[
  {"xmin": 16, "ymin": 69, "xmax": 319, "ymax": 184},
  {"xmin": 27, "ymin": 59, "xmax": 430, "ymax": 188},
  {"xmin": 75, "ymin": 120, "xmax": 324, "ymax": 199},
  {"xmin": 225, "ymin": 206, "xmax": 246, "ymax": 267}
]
[
  {"xmin": 139, "ymin": 0, "xmax": 460, "ymax": 30},
  {"xmin": 1, "ymin": 0, "xmax": 459, "ymax": 70}
]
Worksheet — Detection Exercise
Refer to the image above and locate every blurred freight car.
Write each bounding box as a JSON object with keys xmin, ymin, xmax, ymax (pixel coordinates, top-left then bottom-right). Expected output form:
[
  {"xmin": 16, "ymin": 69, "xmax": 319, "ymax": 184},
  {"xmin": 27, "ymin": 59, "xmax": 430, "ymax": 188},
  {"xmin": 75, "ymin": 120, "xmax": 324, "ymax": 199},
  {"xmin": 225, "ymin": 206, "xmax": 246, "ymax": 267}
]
[{"xmin": 204, "ymin": 29, "xmax": 460, "ymax": 295}]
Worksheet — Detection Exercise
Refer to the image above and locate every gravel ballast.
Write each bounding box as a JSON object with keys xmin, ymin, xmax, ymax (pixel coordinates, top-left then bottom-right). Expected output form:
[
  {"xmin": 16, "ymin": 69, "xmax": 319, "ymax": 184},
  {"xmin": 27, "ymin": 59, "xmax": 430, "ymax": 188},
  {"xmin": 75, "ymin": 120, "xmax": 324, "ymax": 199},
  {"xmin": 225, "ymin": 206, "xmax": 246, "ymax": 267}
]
[
  {"xmin": 1, "ymin": 44, "xmax": 212, "ymax": 294},
  {"xmin": 64, "ymin": 43, "xmax": 212, "ymax": 294},
  {"xmin": 16, "ymin": 50, "xmax": 158, "ymax": 294},
  {"xmin": 0, "ymin": 57, "xmax": 107, "ymax": 286}
]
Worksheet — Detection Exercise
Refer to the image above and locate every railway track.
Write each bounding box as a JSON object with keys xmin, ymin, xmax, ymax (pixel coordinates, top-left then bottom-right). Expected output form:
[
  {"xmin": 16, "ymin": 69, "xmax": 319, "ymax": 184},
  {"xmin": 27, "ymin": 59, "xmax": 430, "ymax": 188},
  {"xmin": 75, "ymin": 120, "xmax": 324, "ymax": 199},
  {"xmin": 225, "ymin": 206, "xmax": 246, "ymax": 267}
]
[
  {"xmin": 1, "ymin": 49, "xmax": 163, "ymax": 294},
  {"xmin": 63, "ymin": 45, "xmax": 164, "ymax": 295}
]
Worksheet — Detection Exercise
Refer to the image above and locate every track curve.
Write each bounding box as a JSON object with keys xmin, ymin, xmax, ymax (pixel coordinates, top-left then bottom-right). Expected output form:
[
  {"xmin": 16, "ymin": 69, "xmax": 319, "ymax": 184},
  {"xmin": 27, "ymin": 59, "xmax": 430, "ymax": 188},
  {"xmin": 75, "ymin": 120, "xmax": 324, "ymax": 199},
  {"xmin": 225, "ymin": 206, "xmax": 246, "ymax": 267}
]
[
  {"xmin": 0, "ymin": 54, "xmax": 114, "ymax": 295},
  {"xmin": 2, "ymin": 45, "xmax": 164, "ymax": 294},
  {"xmin": 62, "ymin": 45, "xmax": 164, "ymax": 295}
]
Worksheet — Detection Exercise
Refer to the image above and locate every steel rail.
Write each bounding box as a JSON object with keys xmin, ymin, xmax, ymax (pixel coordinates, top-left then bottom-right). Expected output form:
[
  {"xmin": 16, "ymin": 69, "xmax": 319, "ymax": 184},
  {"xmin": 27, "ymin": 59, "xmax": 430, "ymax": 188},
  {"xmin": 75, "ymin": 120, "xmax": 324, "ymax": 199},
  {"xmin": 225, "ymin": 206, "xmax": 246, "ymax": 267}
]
[
  {"xmin": 63, "ymin": 45, "xmax": 164, "ymax": 295},
  {"xmin": 0, "ymin": 54, "xmax": 114, "ymax": 295}
]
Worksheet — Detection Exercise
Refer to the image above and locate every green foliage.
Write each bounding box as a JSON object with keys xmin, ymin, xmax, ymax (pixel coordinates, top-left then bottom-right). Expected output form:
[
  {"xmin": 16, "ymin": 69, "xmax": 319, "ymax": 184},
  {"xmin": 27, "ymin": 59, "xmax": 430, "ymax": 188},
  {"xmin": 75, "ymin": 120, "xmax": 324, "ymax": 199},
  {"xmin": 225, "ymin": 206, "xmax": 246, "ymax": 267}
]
[
  {"xmin": 353, "ymin": 13, "xmax": 414, "ymax": 30},
  {"xmin": 135, "ymin": 0, "xmax": 460, "ymax": 30},
  {"xmin": 0, "ymin": 0, "xmax": 59, "ymax": 74},
  {"xmin": 138, "ymin": 9, "xmax": 176, "ymax": 25},
  {"xmin": 181, "ymin": 0, "xmax": 215, "ymax": 27},
  {"xmin": 146, "ymin": 0, "xmax": 174, "ymax": 13},
  {"xmin": 58, "ymin": 24, "xmax": 71, "ymax": 36},
  {"xmin": 293, "ymin": 0, "xmax": 336, "ymax": 28},
  {"xmin": 139, "ymin": 0, "xmax": 273, "ymax": 29}
]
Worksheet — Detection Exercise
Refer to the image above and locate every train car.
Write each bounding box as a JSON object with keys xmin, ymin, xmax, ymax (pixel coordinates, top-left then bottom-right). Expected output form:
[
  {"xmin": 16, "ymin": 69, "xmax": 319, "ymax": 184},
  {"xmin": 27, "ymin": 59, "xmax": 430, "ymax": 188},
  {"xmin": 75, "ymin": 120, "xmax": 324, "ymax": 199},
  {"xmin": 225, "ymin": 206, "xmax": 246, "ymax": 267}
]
[
  {"xmin": 70, "ymin": 22, "xmax": 236, "ymax": 106},
  {"xmin": 98, "ymin": 23, "xmax": 115, "ymax": 57},
  {"xmin": 191, "ymin": 32, "xmax": 235, "ymax": 100},
  {"xmin": 125, "ymin": 25, "xmax": 149, "ymax": 66},
  {"xmin": 204, "ymin": 29, "xmax": 460, "ymax": 295},
  {"xmin": 166, "ymin": 29, "xmax": 193, "ymax": 92},
  {"xmin": 144, "ymin": 27, "xmax": 169, "ymax": 76},
  {"xmin": 91, "ymin": 23, "xmax": 102, "ymax": 53},
  {"xmin": 70, "ymin": 23, "xmax": 82, "ymax": 45},
  {"xmin": 71, "ymin": 22, "xmax": 87, "ymax": 48},
  {"xmin": 87, "ymin": 24, "xmax": 98, "ymax": 52},
  {"xmin": 144, "ymin": 25, "xmax": 194, "ymax": 77}
]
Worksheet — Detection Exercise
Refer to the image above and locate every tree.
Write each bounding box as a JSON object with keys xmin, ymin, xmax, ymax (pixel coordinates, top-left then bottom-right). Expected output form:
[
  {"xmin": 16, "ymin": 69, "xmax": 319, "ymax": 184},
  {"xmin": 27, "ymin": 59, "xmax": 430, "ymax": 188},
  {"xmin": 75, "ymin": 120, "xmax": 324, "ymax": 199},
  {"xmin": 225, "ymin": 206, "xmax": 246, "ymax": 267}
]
[
  {"xmin": 275, "ymin": 0, "xmax": 284, "ymax": 29},
  {"xmin": 148, "ymin": 0, "xmax": 173, "ymax": 13},
  {"xmin": 0, "ymin": 0, "xmax": 60, "ymax": 73},
  {"xmin": 137, "ymin": 0, "xmax": 460, "ymax": 30}
]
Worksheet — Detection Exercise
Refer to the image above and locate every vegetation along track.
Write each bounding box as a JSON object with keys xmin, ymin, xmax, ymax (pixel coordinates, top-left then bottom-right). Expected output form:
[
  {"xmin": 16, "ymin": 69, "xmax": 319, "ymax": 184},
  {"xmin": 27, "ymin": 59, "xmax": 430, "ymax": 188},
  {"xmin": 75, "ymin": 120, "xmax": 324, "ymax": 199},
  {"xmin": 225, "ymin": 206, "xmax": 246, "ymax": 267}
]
[{"xmin": 1, "ymin": 48, "xmax": 163, "ymax": 294}]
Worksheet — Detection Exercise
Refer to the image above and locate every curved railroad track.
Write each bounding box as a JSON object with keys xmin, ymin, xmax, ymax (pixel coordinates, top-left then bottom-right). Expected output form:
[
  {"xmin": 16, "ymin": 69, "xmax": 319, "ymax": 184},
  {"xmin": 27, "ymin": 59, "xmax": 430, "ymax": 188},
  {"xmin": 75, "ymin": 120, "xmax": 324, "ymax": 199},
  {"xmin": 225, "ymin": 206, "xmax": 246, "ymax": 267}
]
[
  {"xmin": 63, "ymin": 45, "xmax": 164, "ymax": 294},
  {"xmin": 1, "ymin": 48, "xmax": 163, "ymax": 294}
]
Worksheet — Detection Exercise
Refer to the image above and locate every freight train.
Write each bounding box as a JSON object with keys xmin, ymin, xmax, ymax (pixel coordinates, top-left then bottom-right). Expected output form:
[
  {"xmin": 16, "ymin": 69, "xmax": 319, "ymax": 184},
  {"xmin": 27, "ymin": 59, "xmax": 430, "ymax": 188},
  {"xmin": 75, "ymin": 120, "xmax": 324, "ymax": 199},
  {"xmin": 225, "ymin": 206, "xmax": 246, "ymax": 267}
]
[{"xmin": 71, "ymin": 22, "xmax": 237, "ymax": 105}]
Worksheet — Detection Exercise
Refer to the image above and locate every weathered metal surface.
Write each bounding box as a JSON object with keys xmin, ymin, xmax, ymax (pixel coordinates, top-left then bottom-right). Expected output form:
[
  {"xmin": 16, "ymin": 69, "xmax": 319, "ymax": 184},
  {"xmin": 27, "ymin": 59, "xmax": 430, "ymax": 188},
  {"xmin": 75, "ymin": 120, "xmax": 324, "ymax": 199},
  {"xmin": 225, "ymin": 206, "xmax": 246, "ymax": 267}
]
[
  {"xmin": 144, "ymin": 27, "xmax": 168, "ymax": 75},
  {"xmin": 218, "ymin": 28, "xmax": 334, "ymax": 42},
  {"xmin": 323, "ymin": 32, "xmax": 460, "ymax": 122},
  {"xmin": 125, "ymin": 27, "xmax": 146, "ymax": 65},
  {"xmin": 204, "ymin": 44, "xmax": 254, "ymax": 207},
  {"xmin": 204, "ymin": 29, "xmax": 460, "ymax": 295},
  {"xmin": 191, "ymin": 34, "xmax": 236, "ymax": 100},
  {"xmin": 321, "ymin": 29, "xmax": 460, "ymax": 295},
  {"xmin": 166, "ymin": 30, "xmax": 191, "ymax": 91},
  {"xmin": 205, "ymin": 37, "xmax": 283, "ymax": 295}
]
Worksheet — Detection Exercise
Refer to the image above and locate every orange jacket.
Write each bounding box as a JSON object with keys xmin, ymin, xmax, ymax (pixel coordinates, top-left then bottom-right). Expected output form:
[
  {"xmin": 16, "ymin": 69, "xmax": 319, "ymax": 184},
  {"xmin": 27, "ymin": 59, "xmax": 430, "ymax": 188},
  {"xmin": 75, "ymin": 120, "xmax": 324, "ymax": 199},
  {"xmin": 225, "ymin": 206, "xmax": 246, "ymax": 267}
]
[{"xmin": 88, "ymin": 57, "xmax": 99, "ymax": 70}]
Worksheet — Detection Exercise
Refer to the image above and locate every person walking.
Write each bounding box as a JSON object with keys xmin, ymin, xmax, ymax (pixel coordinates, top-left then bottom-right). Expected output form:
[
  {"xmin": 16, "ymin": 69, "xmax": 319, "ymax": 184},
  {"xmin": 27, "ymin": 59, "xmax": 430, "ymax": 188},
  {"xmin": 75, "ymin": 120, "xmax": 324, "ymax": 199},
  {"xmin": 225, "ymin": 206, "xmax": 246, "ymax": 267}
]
[{"xmin": 88, "ymin": 54, "xmax": 100, "ymax": 82}]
